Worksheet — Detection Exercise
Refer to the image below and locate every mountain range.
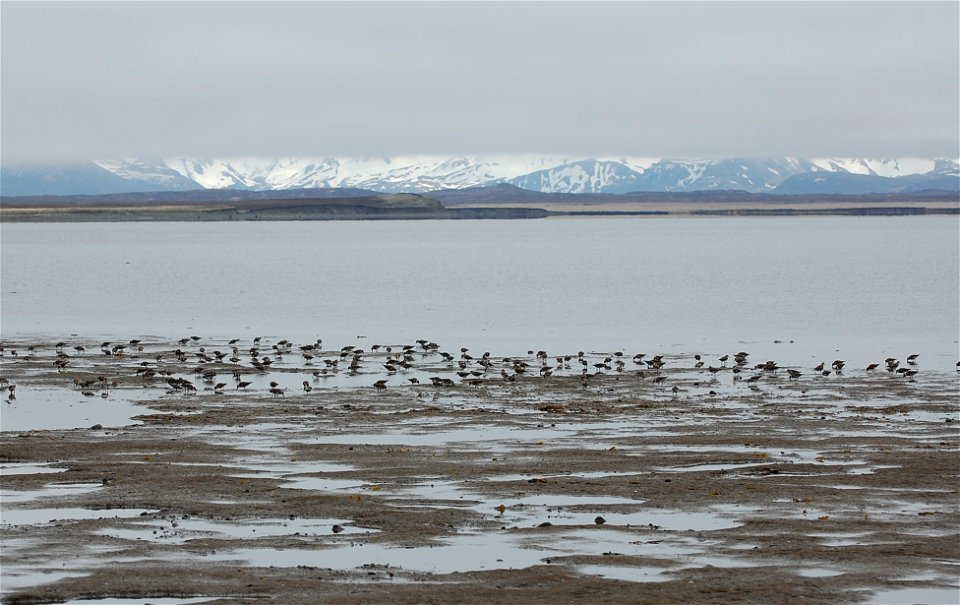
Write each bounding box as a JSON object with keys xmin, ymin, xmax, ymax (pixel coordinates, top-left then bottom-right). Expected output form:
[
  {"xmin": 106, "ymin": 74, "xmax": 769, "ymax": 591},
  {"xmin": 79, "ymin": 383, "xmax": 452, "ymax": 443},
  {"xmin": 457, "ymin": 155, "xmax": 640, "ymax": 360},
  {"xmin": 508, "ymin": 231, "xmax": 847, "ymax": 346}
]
[{"xmin": 1, "ymin": 156, "xmax": 957, "ymax": 197}]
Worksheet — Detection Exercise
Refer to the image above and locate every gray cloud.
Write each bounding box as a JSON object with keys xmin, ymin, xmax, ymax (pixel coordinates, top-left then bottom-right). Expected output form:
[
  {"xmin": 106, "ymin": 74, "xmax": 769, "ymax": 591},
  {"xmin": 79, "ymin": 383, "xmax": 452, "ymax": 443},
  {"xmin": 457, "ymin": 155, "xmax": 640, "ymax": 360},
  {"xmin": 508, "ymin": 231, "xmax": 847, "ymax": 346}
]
[{"xmin": 1, "ymin": 1, "xmax": 957, "ymax": 164}]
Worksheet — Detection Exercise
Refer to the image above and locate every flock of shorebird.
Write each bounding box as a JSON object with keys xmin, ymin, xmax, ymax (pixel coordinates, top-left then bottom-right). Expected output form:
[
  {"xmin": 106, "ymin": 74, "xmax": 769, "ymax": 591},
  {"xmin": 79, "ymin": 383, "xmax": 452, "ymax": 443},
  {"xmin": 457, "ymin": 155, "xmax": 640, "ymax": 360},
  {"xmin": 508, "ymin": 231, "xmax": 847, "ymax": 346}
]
[{"xmin": 0, "ymin": 336, "xmax": 950, "ymax": 403}]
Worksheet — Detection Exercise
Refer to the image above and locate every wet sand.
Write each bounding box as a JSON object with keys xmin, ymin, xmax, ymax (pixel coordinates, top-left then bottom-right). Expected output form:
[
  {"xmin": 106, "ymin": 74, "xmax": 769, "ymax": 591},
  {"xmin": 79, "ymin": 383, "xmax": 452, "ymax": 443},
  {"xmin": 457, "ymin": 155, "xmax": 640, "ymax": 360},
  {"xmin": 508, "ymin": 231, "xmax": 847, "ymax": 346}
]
[{"xmin": 1, "ymin": 338, "xmax": 958, "ymax": 604}]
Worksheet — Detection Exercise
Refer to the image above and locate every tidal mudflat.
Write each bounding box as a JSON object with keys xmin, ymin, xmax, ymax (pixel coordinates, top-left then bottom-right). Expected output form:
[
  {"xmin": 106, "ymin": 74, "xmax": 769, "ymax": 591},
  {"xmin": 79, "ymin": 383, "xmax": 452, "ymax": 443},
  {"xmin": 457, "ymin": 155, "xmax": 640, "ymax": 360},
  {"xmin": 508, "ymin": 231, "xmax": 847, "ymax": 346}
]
[{"xmin": 1, "ymin": 336, "xmax": 958, "ymax": 604}]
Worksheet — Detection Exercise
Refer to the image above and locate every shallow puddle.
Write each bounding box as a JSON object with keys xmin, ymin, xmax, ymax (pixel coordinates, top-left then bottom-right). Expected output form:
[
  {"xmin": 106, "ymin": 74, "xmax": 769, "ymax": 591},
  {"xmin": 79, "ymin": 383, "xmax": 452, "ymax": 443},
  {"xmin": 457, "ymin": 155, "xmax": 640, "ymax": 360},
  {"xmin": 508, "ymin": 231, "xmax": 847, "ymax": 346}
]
[
  {"xmin": 863, "ymin": 584, "xmax": 960, "ymax": 605},
  {"xmin": 223, "ymin": 526, "xmax": 745, "ymax": 576},
  {"xmin": 308, "ymin": 425, "xmax": 610, "ymax": 448},
  {"xmin": 794, "ymin": 567, "xmax": 846, "ymax": 578},
  {"xmin": 199, "ymin": 527, "xmax": 741, "ymax": 575},
  {"xmin": 63, "ymin": 597, "xmax": 217, "ymax": 605},
  {"xmin": 0, "ymin": 387, "xmax": 159, "ymax": 432},
  {"xmin": 590, "ymin": 507, "xmax": 746, "ymax": 532},
  {"xmin": 278, "ymin": 475, "xmax": 370, "ymax": 492},
  {"xmin": 656, "ymin": 461, "xmax": 770, "ymax": 473},
  {"xmin": 97, "ymin": 515, "xmax": 378, "ymax": 544},
  {"xmin": 0, "ymin": 462, "xmax": 66, "ymax": 476},
  {"xmin": 483, "ymin": 470, "xmax": 647, "ymax": 482},
  {"xmin": 380, "ymin": 479, "xmax": 751, "ymax": 532},
  {"xmin": 0, "ymin": 570, "xmax": 90, "ymax": 595},
  {"xmin": 486, "ymin": 500, "xmax": 748, "ymax": 532},
  {"xmin": 202, "ymin": 533, "xmax": 549, "ymax": 573},
  {"xmin": 577, "ymin": 564, "xmax": 675, "ymax": 583},
  {"xmin": 239, "ymin": 458, "xmax": 356, "ymax": 475},
  {"xmin": 1, "ymin": 507, "xmax": 156, "ymax": 526},
  {"xmin": 1, "ymin": 482, "xmax": 104, "ymax": 504}
]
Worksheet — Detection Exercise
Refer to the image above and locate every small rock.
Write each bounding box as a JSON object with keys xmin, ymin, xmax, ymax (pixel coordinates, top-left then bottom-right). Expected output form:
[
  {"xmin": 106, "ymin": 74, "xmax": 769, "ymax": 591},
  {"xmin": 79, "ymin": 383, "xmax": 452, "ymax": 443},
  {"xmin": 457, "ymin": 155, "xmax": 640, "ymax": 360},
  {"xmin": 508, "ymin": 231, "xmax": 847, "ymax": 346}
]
[
  {"xmin": 594, "ymin": 516, "xmax": 606, "ymax": 525},
  {"xmin": 90, "ymin": 423, "xmax": 103, "ymax": 430},
  {"xmin": 332, "ymin": 524, "xmax": 344, "ymax": 533}
]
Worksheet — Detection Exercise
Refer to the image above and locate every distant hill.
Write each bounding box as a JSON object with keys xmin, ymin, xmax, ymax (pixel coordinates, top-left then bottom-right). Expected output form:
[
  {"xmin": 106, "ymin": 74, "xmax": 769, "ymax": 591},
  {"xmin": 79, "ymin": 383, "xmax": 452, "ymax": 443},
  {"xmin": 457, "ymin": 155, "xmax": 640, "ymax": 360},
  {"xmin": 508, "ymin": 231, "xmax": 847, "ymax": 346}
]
[
  {"xmin": 3, "ymin": 187, "xmax": 382, "ymax": 206},
  {"xmin": 2, "ymin": 156, "xmax": 957, "ymax": 197},
  {"xmin": 774, "ymin": 171, "xmax": 960, "ymax": 195},
  {"xmin": 0, "ymin": 162, "xmax": 192, "ymax": 196}
]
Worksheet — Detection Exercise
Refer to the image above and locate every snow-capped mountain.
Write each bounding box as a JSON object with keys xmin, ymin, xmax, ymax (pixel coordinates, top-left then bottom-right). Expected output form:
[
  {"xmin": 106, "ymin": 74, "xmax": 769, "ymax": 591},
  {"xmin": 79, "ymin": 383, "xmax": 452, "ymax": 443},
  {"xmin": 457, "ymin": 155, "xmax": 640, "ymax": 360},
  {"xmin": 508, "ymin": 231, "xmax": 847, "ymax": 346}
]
[
  {"xmin": 94, "ymin": 158, "xmax": 203, "ymax": 191},
  {"xmin": 623, "ymin": 158, "xmax": 819, "ymax": 193},
  {"xmin": 0, "ymin": 162, "xmax": 192, "ymax": 196},
  {"xmin": 146, "ymin": 156, "xmax": 578, "ymax": 193},
  {"xmin": 2, "ymin": 156, "xmax": 956, "ymax": 197},
  {"xmin": 809, "ymin": 157, "xmax": 939, "ymax": 178},
  {"xmin": 508, "ymin": 159, "xmax": 644, "ymax": 194},
  {"xmin": 510, "ymin": 157, "xmax": 958, "ymax": 194}
]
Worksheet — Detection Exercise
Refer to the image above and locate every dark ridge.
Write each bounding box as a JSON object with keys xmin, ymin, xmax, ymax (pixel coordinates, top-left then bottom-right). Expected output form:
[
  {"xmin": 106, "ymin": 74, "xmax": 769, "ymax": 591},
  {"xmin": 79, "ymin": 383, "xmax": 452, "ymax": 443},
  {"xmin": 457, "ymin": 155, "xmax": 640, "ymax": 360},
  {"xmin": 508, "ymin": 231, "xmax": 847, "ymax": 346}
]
[
  {"xmin": 431, "ymin": 186, "xmax": 959, "ymax": 206},
  {"xmin": 688, "ymin": 206, "xmax": 960, "ymax": 217},
  {"xmin": 0, "ymin": 193, "xmax": 550, "ymax": 222},
  {"xmin": 5, "ymin": 183, "xmax": 957, "ymax": 208}
]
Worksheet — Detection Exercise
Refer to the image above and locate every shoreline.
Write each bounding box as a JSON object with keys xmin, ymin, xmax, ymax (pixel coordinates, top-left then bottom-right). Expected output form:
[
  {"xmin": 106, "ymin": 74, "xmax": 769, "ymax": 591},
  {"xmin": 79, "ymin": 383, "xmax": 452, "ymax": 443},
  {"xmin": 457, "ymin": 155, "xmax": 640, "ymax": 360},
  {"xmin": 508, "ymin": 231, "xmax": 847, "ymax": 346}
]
[
  {"xmin": 1, "ymin": 336, "xmax": 958, "ymax": 604},
  {"xmin": 2, "ymin": 205, "xmax": 956, "ymax": 223},
  {"xmin": 2, "ymin": 192, "xmax": 957, "ymax": 222}
]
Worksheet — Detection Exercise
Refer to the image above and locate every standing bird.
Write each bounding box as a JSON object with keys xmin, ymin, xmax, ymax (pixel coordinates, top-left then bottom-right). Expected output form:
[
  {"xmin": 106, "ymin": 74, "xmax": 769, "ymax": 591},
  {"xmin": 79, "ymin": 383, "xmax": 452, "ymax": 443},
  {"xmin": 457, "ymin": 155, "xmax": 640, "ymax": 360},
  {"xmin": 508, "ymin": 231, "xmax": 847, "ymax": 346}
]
[{"xmin": 865, "ymin": 363, "xmax": 879, "ymax": 371}]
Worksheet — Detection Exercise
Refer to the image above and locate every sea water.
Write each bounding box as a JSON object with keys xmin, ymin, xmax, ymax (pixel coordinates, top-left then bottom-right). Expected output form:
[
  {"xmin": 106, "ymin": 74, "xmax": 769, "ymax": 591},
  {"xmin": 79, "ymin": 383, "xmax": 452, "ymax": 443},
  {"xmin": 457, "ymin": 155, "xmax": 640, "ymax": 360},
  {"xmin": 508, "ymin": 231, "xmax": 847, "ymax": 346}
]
[{"xmin": 1, "ymin": 216, "xmax": 957, "ymax": 369}]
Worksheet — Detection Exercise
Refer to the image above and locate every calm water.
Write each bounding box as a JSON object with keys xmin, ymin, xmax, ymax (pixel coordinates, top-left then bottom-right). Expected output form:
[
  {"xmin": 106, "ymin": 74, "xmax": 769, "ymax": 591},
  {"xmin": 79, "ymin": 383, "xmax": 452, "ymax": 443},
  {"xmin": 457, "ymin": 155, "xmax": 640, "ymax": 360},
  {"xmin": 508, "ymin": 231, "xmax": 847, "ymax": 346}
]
[{"xmin": 1, "ymin": 216, "xmax": 958, "ymax": 369}]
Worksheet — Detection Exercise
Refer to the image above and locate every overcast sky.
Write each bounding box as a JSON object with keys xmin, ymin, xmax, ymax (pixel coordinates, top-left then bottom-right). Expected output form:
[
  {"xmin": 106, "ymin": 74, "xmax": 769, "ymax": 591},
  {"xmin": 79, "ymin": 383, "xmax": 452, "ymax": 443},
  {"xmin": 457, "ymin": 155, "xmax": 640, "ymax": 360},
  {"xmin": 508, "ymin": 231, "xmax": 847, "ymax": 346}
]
[{"xmin": 1, "ymin": 1, "xmax": 957, "ymax": 164}]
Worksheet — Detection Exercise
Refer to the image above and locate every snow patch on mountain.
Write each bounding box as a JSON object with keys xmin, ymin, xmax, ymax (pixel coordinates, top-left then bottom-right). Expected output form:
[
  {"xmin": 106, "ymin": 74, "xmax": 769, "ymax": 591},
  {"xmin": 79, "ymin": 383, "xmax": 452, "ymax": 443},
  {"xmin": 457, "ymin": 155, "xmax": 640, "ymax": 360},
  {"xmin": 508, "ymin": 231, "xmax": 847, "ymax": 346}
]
[
  {"xmin": 508, "ymin": 159, "xmax": 646, "ymax": 194},
  {"xmin": 811, "ymin": 158, "xmax": 938, "ymax": 178}
]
